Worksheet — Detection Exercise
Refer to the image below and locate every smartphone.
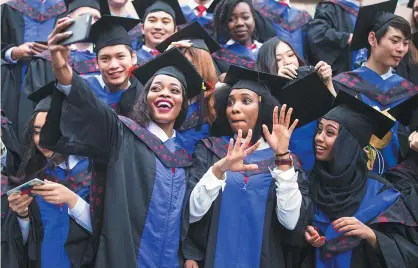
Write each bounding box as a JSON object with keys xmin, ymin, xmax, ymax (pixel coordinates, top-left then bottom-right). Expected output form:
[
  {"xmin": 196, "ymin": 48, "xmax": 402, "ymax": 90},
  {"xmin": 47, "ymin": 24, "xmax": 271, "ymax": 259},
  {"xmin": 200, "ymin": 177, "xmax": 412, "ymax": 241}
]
[
  {"xmin": 7, "ymin": 178, "xmax": 45, "ymax": 196},
  {"xmin": 34, "ymin": 41, "xmax": 48, "ymax": 45},
  {"xmin": 58, "ymin": 14, "xmax": 93, "ymax": 46}
]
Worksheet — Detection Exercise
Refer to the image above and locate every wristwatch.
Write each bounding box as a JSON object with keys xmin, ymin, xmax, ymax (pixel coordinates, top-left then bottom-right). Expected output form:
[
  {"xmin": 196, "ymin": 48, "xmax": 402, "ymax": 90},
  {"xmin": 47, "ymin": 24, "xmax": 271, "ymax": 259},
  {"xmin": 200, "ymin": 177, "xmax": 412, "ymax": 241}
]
[{"xmin": 275, "ymin": 154, "xmax": 293, "ymax": 167}]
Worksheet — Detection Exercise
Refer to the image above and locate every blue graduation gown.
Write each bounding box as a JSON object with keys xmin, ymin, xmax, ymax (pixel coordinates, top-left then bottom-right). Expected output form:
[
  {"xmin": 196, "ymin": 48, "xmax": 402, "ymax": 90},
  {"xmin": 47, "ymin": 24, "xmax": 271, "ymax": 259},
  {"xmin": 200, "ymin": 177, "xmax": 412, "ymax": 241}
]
[
  {"xmin": 252, "ymin": 0, "xmax": 311, "ymax": 60},
  {"xmin": 212, "ymin": 42, "xmax": 260, "ymax": 73},
  {"xmin": 312, "ymin": 177, "xmax": 418, "ymax": 268},
  {"xmin": 37, "ymin": 158, "xmax": 91, "ymax": 268},
  {"xmin": 181, "ymin": 5, "xmax": 214, "ymax": 36},
  {"xmin": 1, "ymin": 0, "xmax": 66, "ymax": 142},
  {"xmin": 38, "ymin": 73, "xmax": 192, "ymax": 267},
  {"xmin": 333, "ymin": 66, "xmax": 418, "ymax": 172},
  {"xmin": 136, "ymin": 47, "xmax": 156, "ymax": 65},
  {"xmin": 182, "ymin": 137, "xmax": 311, "ymax": 268},
  {"xmin": 176, "ymin": 102, "xmax": 210, "ymax": 155}
]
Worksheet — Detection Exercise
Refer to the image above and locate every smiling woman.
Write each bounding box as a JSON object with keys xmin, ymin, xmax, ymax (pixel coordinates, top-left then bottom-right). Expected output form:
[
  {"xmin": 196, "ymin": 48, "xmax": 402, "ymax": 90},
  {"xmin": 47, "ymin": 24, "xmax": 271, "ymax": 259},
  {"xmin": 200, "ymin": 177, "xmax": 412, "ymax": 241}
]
[
  {"xmin": 211, "ymin": 0, "xmax": 276, "ymax": 73},
  {"xmin": 37, "ymin": 45, "xmax": 208, "ymax": 266}
]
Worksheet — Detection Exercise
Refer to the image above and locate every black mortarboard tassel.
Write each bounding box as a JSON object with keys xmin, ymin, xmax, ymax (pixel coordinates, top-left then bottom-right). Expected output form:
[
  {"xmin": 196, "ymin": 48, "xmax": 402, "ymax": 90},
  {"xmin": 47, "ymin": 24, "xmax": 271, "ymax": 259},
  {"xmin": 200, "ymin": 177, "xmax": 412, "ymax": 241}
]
[
  {"xmin": 350, "ymin": 0, "xmax": 398, "ymax": 51},
  {"xmin": 156, "ymin": 21, "xmax": 220, "ymax": 53},
  {"xmin": 324, "ymin": 90, "xmax": 395, "ymax": 147},
  {"xmin": 133, "ymin": 0, "xmax": 186, "ymax": 25},
  {"xmin": 89, "ymin": 15, "xmax": 141, "ymax": 53}
]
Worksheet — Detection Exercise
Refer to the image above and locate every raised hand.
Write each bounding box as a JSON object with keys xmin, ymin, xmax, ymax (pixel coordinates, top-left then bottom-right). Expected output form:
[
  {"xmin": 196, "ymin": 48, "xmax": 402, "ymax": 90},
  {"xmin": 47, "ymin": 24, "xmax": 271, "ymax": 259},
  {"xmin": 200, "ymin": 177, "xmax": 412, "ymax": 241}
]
[
  {"xmin": 305, "ymin": 225, "xmax": 326, "ymax": 248},
  {"xmin": 262, "ymin": 105, "xmax": 298, "ymax": 155},
  {"xmin": 277, "ymin": 63, "xmax": 298, "ymax": 80},
  {"xmin": 167, "ymin": 40, "xmax": 193, "ymax": 51},
  {"xmin": 48, "ymin": 17, "xmax": 74, "ymax": 85},
  {"xmin": 212, "ymin": 129, "xmax": 260, "ymax": 179}
]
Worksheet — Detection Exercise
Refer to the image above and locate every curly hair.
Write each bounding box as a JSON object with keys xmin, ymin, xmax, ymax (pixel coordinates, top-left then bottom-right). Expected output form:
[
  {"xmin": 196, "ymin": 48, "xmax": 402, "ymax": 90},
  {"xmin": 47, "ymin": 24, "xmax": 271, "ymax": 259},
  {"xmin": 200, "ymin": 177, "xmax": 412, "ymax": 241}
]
[
  {"xmin": 213, "ymin": 0, "xmax": 259, "ymax": 44},
  {"xmin": 130, "ymin": 76, "xmax": 189, "ymax": 129}
]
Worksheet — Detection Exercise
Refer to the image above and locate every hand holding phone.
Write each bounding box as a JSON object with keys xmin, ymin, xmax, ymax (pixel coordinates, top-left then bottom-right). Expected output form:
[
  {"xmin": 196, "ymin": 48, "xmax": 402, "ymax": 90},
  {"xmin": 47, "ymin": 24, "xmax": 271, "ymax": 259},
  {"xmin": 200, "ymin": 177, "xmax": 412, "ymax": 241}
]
[
  {"xmin": 7, "ymin": 178, "xmax": 45, "ymax": 196},
  {"xmin": 8, "ymin": 193, "xmax": 33, "ymax": 217},
  {"xmin": 58, "ymin": 14, "xmax": 93, "ymax": 46}
]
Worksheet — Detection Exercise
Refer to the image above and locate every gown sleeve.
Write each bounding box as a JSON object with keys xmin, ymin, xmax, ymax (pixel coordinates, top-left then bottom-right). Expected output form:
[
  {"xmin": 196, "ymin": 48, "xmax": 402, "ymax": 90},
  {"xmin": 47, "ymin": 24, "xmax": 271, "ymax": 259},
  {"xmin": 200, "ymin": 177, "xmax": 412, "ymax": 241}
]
[
  {"xmin": 181, "ymin": 141, "xmax": 218, "ymax": 263},
  {"xmin": 40, "ymin": 73, "xmax": 122, "ymax": 162},
  {"xmin": 23, "ymin": 57, "xmax": 55, "ymax": 97},
  {"xmin": 370, "ymin": 220, "xmax": 418, "ymax": 267},
  {"xmin": 307, "ymin": 3, "xmax": 350, "ymax": 66},
  {"xmin": 1, "ymin": 194, "xmax": 43, "ymax": 268}
]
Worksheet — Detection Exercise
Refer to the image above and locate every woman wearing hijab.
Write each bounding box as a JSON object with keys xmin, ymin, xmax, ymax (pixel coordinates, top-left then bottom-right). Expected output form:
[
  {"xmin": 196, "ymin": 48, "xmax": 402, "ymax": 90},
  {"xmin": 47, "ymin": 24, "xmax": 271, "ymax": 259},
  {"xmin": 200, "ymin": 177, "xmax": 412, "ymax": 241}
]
[
  {"xmin": 38, "ymin": 18, "xmax": 209, "ymax": 266},
  {"xmin": 2, "ymin": 90, "xmax": 92, "ymax": 268},
  {"xmin": 301, "ymin": 90, "xmax": 418, "ymax": 267},
  {"xmin": 256, "ymin": 36, "xmax": 335, "ymax": 172},
  {"xmin": 182, "ymin": 65, "xmax": 312, "ymax": 268}
]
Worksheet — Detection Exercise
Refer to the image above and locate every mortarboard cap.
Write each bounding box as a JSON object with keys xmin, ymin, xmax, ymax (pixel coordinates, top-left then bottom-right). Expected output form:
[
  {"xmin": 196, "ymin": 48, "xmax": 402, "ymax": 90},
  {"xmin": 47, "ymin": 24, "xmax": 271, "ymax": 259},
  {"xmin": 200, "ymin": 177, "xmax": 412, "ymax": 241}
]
[
  {"xmin": 324, "ymin": 90, "xmax": 395, "ymax": 147},
  {"xmin": 27, "ymin": 82, "xmax": 56, "ymax": 113},
  {"xmin": 132, "ymin": 47, "xmax": 208, "ymax": 100},
  {"xmin": 350, "ymin": 0, "xmax": 398, "ymax": 51},
  {"xmin": 271, "ymin": 68, "xmax": 334, "ymax": 127},
  {"xmin": 156, "ymin": 21, "xmax": 220, "ymax": 53},
  {"xmin": 64, "ymin": 0, "xmax": 104, "ymax": 15},
  {"xmin": 388, "ymin": 93, "xmax": 418, "ymax": 127},
  {"xmin": 408, "ymin": 0, "xmax": 414, "ymax": 8},
  {"xmin": 224, "ymin": 65, "xmax": 287, "ymax": 97},
  {"xmin": 207, "ymin": 0, "xmax": 221, "ymax": 13},
  {"xmin": 133, "ymin": 0, "xmax": 186, "ymax": 25},
  {"xmin": 90, "ymin": 15, "xmax": 141, "ymax": 53}
]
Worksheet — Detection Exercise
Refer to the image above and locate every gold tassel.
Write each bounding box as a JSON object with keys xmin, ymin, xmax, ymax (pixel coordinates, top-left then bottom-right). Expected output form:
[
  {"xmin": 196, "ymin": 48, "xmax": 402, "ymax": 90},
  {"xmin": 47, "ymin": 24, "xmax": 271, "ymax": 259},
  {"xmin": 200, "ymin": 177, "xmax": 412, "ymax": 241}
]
[
  {"xmin": 259, "ymin": 96, "xmax": 262, "ymax": 102},
  {"xmin": 202, "ymin": 82, "xmax": 207, "ymax": 91},
  {"xmin": 364, "ymin": 145, "xmax": 376, "ymax": 171}
]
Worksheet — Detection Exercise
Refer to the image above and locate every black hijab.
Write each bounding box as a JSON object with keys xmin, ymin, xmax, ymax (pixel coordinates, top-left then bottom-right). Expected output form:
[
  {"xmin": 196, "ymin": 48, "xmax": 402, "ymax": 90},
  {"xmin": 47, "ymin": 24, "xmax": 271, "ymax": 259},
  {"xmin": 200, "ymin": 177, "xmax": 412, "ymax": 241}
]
[{"xmin": 309, "ymin": 126, "xmax": 369, "ymax": 220}]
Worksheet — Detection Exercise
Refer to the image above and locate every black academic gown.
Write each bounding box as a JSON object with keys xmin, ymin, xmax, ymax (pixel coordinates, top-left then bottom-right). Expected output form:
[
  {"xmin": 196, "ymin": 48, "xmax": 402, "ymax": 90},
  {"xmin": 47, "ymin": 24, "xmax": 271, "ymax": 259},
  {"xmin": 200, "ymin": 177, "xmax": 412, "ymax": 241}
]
[
  {"xmin": 298, "ymin": 174, "xmax": 418, "ymax": 268},
  {"xmin": 396, "ymin": 51, "xmax": 418, "ymax": 85},
  {"xmin": 1, "ymin": 177, "xmax": 43, "ymax": 268},
  {"xmin": 1, "ymin": 1, "xmax": 66, "ymax": 142},
  {"xmin": 181, "ymin": 137, "xmax": 313, "ymax": 268},
  {"xmin": 307, "ymin": 1, "xmax": 354, "ymax": 76},
  {"xmin": 38, "ymin": 74, "xmax": 192, "ymax": 268},
  {"xmin": 1, "ymin": 110, "xmax": 22, "ymax": 176}
]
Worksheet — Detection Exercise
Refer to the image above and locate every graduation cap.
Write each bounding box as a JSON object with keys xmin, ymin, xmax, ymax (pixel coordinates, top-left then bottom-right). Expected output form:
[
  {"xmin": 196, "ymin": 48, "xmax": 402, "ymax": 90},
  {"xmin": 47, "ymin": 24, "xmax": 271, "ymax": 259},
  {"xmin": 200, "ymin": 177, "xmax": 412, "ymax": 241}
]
[
  {"xmin": 271, "ymin": 70, "xmax": 335, "ymax": 128},
  {"xmin": 64, "ymin": 0, "xmax": 106, "ymax": 15},
  {"xmin": 408, "ymin": 0, "xmax": 414, "ymax": 8},
  {"xmin": 224, "ymin": 64, "xmax": 287, "ymax": 95},
  {"xmin": 90, "ymin": 15, "xmax": 141, "ymax": 52},
  {"xmin": 350, "ymin": 0, "xmax": 398, "ymax": 51},
  {"xmin": 207, "ymin": 0, "xmax": 221, "ymax": 13},
  {"xmin": 324, "ymin": 90, "xmax": 395, "ymax": 147},
  {"xmin": 155, "ymin": 21, "xmax": 220, "ymax": 53},
  {"xmin": 131, "ymin": 47, "xmax": 208, "ymax": 99},
  {"xmin": 27, "ymin": 82, "xmax": 56, "ymax": 113},
  {"xmin": 221, "ymin": 65, "xmax": 282, "ymax": 143},
  {"xmin": 388, "ymin": 93, "xmax": 418, "ymax": 127},
  {"xmin": 133, "ymin": 0, "xmax": 186, "ymax": 25}
]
